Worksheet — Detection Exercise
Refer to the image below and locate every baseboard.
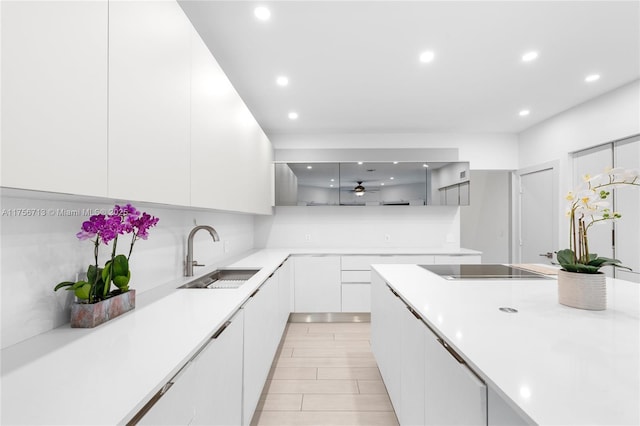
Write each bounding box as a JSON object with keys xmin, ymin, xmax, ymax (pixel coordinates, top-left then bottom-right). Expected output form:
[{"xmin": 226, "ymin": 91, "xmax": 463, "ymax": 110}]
[{"xmin": 288, "ymin": 312, "xmax": 371, "ymax": 323}]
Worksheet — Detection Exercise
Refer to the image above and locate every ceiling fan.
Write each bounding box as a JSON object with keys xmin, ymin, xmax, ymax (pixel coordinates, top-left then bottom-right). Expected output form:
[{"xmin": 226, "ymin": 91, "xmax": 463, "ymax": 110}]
[{"xmin": 343, "ymin": 181, "xmax": 379, "ymax": 197}]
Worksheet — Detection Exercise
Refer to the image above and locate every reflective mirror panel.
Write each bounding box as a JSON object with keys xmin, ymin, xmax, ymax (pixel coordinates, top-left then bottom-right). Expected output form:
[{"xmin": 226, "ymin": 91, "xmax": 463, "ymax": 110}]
[{"xmin": 274, "ymin": 162, "xmax": 469, "ymax": 206}]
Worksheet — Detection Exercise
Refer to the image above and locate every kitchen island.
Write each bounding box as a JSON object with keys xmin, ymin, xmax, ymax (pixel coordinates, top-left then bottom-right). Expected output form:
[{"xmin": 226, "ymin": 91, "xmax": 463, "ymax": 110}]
[{"xmin": 371, "ymin": 263, "xmax": 640, "ymax": 425}]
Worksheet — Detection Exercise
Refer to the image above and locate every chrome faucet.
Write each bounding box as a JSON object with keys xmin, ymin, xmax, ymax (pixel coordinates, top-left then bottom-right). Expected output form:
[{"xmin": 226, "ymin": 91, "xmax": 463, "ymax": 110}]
[{"xmin": 185, "ymin": 225, "xmax": 220, "ymax": 276}]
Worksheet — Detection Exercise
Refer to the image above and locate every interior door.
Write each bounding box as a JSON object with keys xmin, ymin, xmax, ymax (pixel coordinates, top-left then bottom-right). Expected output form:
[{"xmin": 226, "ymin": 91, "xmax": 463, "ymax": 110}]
[{"xmin": 519, "ymin": 167, "xmax": 556, "ymax": 264}]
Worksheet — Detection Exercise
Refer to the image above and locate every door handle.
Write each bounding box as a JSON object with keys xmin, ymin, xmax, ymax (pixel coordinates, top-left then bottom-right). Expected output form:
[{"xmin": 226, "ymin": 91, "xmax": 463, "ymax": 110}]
[{"xmin": 538, "ymin": 252, "xmax": 553, "ymax": 259}]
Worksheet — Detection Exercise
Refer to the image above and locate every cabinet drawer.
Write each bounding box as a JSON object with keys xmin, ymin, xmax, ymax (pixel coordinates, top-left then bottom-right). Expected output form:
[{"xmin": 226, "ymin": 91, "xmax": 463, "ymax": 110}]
[
  {"xmin": 341, "ymin": 255, "xmax": 435, "ymax": 270},
  {"xmin": 341, "ymin": 270, "xmax": 371, "ymax": 283},
  {"xmin": 434, "ymin": 255, "xmax": 481, "ymax": 264}
]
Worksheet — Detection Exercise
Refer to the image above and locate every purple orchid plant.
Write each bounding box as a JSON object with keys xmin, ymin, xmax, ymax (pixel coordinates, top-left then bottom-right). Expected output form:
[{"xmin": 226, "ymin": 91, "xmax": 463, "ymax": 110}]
[{"xmin": 55, "ymin": 204, "xmax": 159, "ymax": 303}]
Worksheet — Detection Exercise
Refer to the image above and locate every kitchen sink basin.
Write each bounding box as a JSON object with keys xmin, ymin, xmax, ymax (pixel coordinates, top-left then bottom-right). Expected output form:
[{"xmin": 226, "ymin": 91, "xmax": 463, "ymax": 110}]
[{"xmin": 178, "ymin": 268, "xmax": 261, "ymax": 289}]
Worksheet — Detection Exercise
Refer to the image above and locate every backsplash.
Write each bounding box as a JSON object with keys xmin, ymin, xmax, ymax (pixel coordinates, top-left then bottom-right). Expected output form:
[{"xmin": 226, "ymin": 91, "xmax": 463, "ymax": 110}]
[
  {"xmin": 255, "ymin": 205, "xmax": 460, "ymax": 248},
  {"xmin": 0, "ymin": 190, "xmax": 255, "ymax": 349}
]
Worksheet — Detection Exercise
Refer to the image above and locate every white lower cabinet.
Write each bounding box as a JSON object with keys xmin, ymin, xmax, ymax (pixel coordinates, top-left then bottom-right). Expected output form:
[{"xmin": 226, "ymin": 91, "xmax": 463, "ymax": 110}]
[
  {"xmin": 372, "ymin": 269, "xmax": 488, "ymax": 426},
  {"xmin": 242, "ymin": 274, "xmax": 283, "ymax": 425},
  {"xmin": 137, "ymin": 360, "xmax": 197, "ymax": 425},
  {"xmin": 293, "ymin": 256, "xmax": 341, "ymax": 312},
  {"xmin": 424, "ymin": 326, "xmax": 487, "ymax": 425},
  {"xmin": 192, "ymin": 310, "xmax": 244, "ymax": 425},
  {"xmin": 137, "ymin": 311, "xmax": 244, "ymax": 426}
]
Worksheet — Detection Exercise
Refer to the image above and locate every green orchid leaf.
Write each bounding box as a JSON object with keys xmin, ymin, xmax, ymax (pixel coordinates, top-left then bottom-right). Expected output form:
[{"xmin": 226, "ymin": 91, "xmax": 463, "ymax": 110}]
[
  {"xmin": 102, "ymin": 262, "xmax": 111, "ymax": 283},
  {"xmin": 87, "ymin": 265, "xmax": 98, "ymax": 284},
  {"xmin": 588, "ymin": 253, "xmax": 598, "ymax": 262},
  {"xmin": 588, "ymin": 257, "xmax": 621, "ymax": 267},
  {"xmin": 54, "ymin": 281, "xmax": 75, "ymax": 291},
  {"xmin": 113, "ymin": 270, "xmax": 131, "ymax": 290},
  {"xmin": 74, "ymin": 282, "xmax": 91, "ymax": 300},
  {"xmin": 556, "ymin": 249, "xmax": 575, "ymax": 265},
  {"xmin": 112, "ymin": 255, "xmax": 129, "ymax": 278}
]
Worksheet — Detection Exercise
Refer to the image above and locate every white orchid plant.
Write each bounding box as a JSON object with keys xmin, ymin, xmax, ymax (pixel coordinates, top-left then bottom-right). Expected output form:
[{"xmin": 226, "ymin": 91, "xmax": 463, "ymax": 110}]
[{"xmin": 556, "ymin": 167, "xmax": 639, "ymax": 273}]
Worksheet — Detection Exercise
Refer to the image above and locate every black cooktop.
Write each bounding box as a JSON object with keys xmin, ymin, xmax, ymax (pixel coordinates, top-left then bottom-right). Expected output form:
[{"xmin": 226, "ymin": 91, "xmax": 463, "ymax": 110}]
[{"xmin": 420, "ymin": 264, "xmax": 551, "ymax": 280}]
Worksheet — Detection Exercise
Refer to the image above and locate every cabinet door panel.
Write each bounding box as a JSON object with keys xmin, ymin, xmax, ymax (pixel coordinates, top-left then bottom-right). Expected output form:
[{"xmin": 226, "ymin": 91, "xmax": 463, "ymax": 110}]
[
  {"xmin": 193, "ymin": 311, "xmax": 244, "ymax": 426},
  {"xmin": 400, "ymin": 306, "xmax": 426, "ymax": 426},
  {"xmin": 1, "ymin": 0, "xmax": 108, "ymax": 196},
  {"xmin": 294, "ymin": 256, "xmax": 341, "ymax": 312},
  {"xmin": 341, "ymin": 283, "xmax": 371, "ymax": 312},
  {"xmin": 425, "ymin": 333, "xmax": 487, "ymax": 425},
  {"xmin": 108, "ymin": 0, "xmax": 191, "ymax": 205},
  {"xmin": 138, "ymin": 362, "xmax": 196, "ymax": 425}
]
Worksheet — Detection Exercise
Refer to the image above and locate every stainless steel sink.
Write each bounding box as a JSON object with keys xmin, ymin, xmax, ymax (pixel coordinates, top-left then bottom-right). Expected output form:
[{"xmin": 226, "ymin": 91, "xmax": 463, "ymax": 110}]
[{"xmin": 178, "ymin": 268, "xmax": 261, "ymax": 289}]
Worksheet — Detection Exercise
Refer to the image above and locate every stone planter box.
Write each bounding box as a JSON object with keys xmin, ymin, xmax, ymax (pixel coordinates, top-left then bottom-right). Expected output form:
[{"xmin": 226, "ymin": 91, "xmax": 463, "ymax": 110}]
[{"xmin": 70, "ymin": 290, "xmax": 136, "ymax": 328}]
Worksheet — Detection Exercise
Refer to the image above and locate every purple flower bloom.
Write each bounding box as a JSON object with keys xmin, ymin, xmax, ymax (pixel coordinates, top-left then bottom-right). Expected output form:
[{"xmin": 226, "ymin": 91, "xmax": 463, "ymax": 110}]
[
  {"xmin": 76, "ymin": 214, "xmax": 106, "ymax": 241},
  {"xmin": 133, "ymin": 213, "xmax": 159, "ymax": 240}
]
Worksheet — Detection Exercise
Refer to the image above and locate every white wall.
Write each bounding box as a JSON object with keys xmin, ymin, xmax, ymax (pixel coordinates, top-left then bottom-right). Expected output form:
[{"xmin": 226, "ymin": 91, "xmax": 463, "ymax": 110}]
[
  {"xmin": 0, "ymin": 189, "xmax": 255, "ymax": 349},
  {"xmin": 518, "ymin": 80, "xmax": 640, "ymax": 169},
  {"xmin": 517, "ymin": 79, "xmax": 640, "ymax": 250},
  {"xmin": 270, "ymin": 133, "xmax": 519, "ymax": 170},
  {"xmin": 254, "ymin": 206, "xmax": 460, "ymax": 249}
]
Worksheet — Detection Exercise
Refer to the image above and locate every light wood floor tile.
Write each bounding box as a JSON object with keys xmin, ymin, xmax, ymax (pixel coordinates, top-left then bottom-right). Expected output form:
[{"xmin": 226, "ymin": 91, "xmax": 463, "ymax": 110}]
[
  {"xmin": 252, "ymin": 410, "xmax": 399, "ymax": 426},
  {"xmin": 282, "ymin": 339, "xmax": 371, "ymax": 349},
  {"xmin": 317, "ymin": 367, "xmax": 382, "ymax": 380},
  {"xmin": 258, "ymin": 394, "xmax": 303, "ymax": 411},
  {"xmin": 269, "ymin": 367, "xmax": 317, "ymax": 380},
  {"xmin": 333, "ymin": 332, "xmax": 371, "ymax": 341},
  {"xmin": 275, "ymin": 356, "xmax": 378, "ymax": 368},
  {"xmin": 284, "ymin": 332, "xmax": 336, "ymax": 341},
  {"xmin": 302, "ymin": 394, "xmax": 393, "ymax": 411},
  {"xmin": 357, "ymin": 380, "xmax": 388, "ymax": 394},
  {"xmin": 265, "ymin": 379, "xmax": 358, "ymax": 394},
  {"xmin": 292, "ymin": 348, "xmax": 375, "ymax": 358},
  {"xmin": 306, "ymin": 323, "xmax": 371, "ymax": 333},
  {"xmin": 278, "ymin": 347, "xmax": 294, "ymax": 358}
]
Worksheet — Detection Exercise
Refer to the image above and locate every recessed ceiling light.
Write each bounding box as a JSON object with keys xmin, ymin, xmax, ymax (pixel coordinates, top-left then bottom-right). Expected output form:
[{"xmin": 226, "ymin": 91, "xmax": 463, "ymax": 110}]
[
  {"xmin": 390, "ymin": 176, "xmax": 395, "ymax": 180},
  {"xmin": 357, "ymin": 161, "xmax": 363, "ymax": 165},
  {"xmin": 519, "ymin": 110, "xmax": 530, "ymax": 117},
  {"xmin": 393, "ymin": 161, "xmax": 398, "ymax": 164},
  {"xmin": 419, "ymin": 50, "xmax": 435, "ymax": 63},
  {"xmin": 381, "ymin": 183, "xmax": 385, "ymax": 186},
  {"xmin": 276, "ymin": 76, "xmax": 289, "ymax": 86},
  {"xmin": 330, "ymin": 178, "xmax": 335, "ymax": 182},
  {"xmin": 306, "ymin": 165, "xmax": 312, "ymax": 170},
  {"xmin": 329, "ymin": 184, "xmax": 334, "ymax": 188},
  {"xmin": 585, "ymin": 74, "xmax": 600, "ymax": 83},
  {"xmin": 254, "ymin": 6, "xmax": 271, "ymax": 21},
  {"xmin": 288, "ymin": 112, "xmax": 298, "ymax": 120},
  {"xmin": 522, "ymin": 51, "xmax": 539, "ymax": 62},
  {"xmin": 423, "ymin": 163, "xmax": 429, "ymax": 168}
]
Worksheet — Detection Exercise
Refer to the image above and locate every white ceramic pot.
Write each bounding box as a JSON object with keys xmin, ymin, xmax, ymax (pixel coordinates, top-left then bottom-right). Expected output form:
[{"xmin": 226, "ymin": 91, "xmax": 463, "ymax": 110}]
[{"xmin": 557, "ymin": 270, "xmax": 606, "ymax": 311}]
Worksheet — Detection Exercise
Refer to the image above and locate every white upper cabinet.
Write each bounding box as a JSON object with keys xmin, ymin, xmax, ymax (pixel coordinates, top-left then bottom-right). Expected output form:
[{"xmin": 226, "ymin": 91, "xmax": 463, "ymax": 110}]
[
  {"xmin": 1, "ymin": 0, "xmax": 108, "ymax": 196},
  {"xmin": 190, "ymin": 30, "xmax": 273, "ymax": 214},
  {"xmin": 108, "ymin": 0, "xmax": 191, "ymax": 206}
]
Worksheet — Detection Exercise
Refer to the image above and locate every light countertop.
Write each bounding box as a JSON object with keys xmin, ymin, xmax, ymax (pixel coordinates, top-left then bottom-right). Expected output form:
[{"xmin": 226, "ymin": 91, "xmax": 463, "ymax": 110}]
[
  {"xmin": 372, "ymin": 263, "xmax": 640, "ymax": 425},
  {"xmin": 0, "ymin": 247, "xmax": 479, "ymax": 425}
]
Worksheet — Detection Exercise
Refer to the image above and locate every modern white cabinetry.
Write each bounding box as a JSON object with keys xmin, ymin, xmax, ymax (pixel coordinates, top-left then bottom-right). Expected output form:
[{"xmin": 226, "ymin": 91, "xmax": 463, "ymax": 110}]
[
  {"xmin": 189, "ymin": 28, "xmax": 273, "ymax": 214},
  {"xmin": 242, "ymin": 273, "xmax": 284, "ymax": 425},
  {"xmin": 1, "ymin": 0, "xmax": 108, "ymax": 196},
  {"xmin": 108, "ymin": 0, "xmax": 191, "ymax": 205},
  {"xmin": 192, "ymin": 310, "xmax": 244, "ymax": 426},
  {"xmin": 138, "ymin": 310, "xmax": 244, "ymax": 426},
  {"xmin": 372, "ymin": 270, "xmax": 487, "ymax": 426},
  {"xmin": 137, "ymin": 360, "xmax": 196, "ymax": 425},
  {"xmin": 293, "ymin": 256, "xmax": 341, "ymax": 312},
  {"xmin": 488, "ymin": 387, "xmax": 529, "ymax": 426},
  {"xmin": 400, "ymin": 305, "xmax": 427, "ymax": 426},
  {"xmin": 341, "ymin": 254, "xmax": 479, "ymax": 312},
  {"xmin": 370, "ymin": 273, "xmax": 405, "ymax": 413},
  {"xmin": 424, "ymin": 324, "xmax": 487, "ymax": 425}
]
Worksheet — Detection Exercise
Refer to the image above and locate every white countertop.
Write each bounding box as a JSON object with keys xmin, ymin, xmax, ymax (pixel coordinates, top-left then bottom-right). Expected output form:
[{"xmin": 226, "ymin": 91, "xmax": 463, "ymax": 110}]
[
  {"xmin": 0, "ymin": 247, "xmax": 478, "ymax": 425},
  {"xmin": 372, "ymin": 264, "xmax": 640, "ymax": 425}
]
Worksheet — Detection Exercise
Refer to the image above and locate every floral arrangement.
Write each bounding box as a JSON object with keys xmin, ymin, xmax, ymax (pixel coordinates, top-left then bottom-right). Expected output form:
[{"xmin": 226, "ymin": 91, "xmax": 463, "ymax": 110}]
[
  {"xmin": 54, "ymin": 204, "xmax": 159, "ymax": 303},
  {"xmin": 556, "ymin": 167, "xmax": 639, "ymax": 273}
]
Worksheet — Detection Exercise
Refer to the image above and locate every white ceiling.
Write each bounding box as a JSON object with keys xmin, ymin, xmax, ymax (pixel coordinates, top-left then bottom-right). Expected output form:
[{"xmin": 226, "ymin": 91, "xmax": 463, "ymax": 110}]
[{"xmin": 179, "ymin": 1, "xmax": 640, "ymax": 137}]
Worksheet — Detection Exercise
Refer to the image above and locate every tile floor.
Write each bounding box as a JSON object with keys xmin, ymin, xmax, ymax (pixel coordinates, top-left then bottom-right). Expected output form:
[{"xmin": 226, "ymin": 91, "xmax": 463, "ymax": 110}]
[{"xmin": 251, "ymin": 322, "xmax": 399, "ymax": 426}]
